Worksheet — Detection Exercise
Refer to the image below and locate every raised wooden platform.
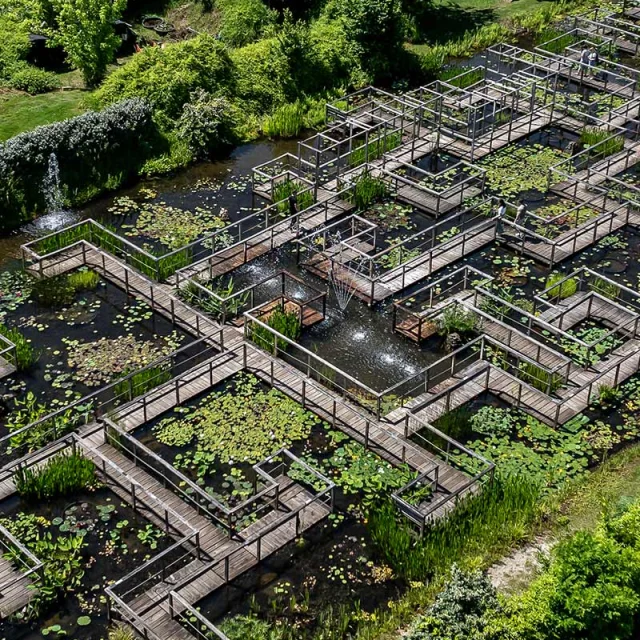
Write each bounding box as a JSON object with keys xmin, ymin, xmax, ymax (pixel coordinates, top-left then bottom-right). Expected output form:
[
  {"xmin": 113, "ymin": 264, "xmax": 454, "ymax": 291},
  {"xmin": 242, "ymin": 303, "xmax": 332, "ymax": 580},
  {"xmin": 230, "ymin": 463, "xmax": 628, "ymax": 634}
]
[{"xmin": 0, "ymin": 557, "xmax": 35, "ymax": 619}]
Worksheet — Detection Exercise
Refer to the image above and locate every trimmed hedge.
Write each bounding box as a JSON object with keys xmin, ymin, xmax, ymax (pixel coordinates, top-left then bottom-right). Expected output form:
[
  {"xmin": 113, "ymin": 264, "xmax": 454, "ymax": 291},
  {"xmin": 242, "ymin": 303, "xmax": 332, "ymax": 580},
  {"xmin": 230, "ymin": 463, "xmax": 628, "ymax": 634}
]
[{"xmin": 0, "ymin": 98, "xmax": 162, "ymax": 231}]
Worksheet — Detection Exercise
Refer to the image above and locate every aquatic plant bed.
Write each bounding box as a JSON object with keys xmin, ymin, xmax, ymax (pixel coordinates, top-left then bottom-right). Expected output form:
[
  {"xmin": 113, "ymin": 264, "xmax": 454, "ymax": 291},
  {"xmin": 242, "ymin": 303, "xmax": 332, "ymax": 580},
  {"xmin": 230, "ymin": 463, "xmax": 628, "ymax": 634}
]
[
  {"xmin": 413, "ymin": 401, "xmax": 640, "ymax": 492},
  {"xmin": 132, "ymin": 372, "xmax": 420, "ymax": 526},
  {"xmin": 0, "ymin": 485, "xmax": 174, "ymax": 640},
  {"xmin": 0, "ymin": 269, "xmax": 191, "ymax": 451},
  {"xmin": 473, "ymin": 127, "xmax": 578, "ymax": 200},
  {"xmin": 182, "ymin": 518, "xmax": 403, "ymax": 640}
]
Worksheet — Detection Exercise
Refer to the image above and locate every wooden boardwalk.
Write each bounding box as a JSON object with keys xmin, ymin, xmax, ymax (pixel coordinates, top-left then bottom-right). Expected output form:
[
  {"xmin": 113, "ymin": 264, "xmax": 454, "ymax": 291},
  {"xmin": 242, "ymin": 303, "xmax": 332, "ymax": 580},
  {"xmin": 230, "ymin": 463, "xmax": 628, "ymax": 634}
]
[
  {"xmin": 0, "ymin": 557, "xmax": 34, "ymax": 619},
  {"xmin": 112, "ymin": 349, "xmax": 244, "ymax": 432},
  {"xmin": 503, "ymin": 212, "xmax": 627, "ymax": 266},
  {"xmin": 395, "ymin": 182, "xmax": 482, "ymax": 217},
  {"xmin": 304, "ymin": 221, "xmax": 496, "ymax": 304},
  {"xmin": 180, "ymin": 197, "xmax": 353, "ymax": 283}
]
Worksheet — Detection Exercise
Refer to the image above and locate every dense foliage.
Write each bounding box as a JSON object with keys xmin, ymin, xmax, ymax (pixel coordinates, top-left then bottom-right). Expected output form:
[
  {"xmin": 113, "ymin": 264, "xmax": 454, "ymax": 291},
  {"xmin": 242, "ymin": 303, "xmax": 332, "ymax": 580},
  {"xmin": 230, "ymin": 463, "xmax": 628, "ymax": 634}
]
[
  {"xmin": 51, "ymin": 0, "xmax": 126, "ymax": 86},
  {"xmin": 0, "ymin": 98, "xmax": 161, "ymax": 229},
  {"xmin": 407, "ymin": 498, "xmax": 640, "ymax": 640}
]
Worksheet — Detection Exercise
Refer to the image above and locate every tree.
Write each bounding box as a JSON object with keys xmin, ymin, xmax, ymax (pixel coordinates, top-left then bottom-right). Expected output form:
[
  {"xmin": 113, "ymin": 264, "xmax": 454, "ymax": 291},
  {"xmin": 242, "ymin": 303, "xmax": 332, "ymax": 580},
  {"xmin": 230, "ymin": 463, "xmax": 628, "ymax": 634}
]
[
  {"xmin": 51, "ymin": 0, "xmax": 126, "ymax": 87},
  {"xmin": 325, "ymin": 0, "xmax": 406, "ymax": 82}
]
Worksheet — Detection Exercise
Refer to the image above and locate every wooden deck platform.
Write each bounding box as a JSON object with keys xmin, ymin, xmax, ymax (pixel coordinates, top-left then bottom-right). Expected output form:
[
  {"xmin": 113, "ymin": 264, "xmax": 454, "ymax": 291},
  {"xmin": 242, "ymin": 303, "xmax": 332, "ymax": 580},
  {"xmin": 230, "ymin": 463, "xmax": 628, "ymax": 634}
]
[
  {"xmin": 303, "ymin": 221, "xmax": 496, "ymax": 304},
  {"xmin": 0, "ymin": 557, "xmax": 35, "ymax": 619},
  {"xmin": 232, "ymin": 298, "xmax": 324, "ymax": 329}
]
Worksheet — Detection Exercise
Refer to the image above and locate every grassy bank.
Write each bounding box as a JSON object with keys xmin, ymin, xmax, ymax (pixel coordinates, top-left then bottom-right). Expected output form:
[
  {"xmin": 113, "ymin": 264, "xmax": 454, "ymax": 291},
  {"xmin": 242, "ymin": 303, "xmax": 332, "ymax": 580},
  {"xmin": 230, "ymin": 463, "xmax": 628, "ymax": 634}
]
[
  {"xmin": 352, "ymin": 443, "xmax": 640, "ymax": 640},
  {"xmin": 0, "ymin": 90, "xmax": 86, "ymax": 141}
]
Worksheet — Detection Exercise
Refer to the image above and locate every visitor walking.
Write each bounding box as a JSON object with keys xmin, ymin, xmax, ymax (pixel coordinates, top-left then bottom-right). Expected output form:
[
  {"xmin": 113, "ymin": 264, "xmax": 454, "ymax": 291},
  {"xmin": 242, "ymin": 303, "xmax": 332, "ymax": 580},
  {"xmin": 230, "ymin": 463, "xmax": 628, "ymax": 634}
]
[
  {"xmin": 588, "ymin": 47, "xmax": 599, "ymax": 76},
  {"xmin": 514, "ymin": 199, "xmax": 527, "ymax": 238},
  {"xmin": 580, "ymin": 46, "xmax": 589, "ymax": 69},
  {"xmin": 496, "ymin": 199, "xmax": 507, "ymax": 235},
  {"xmin": 288, "ymin": 192, "xmax": 299, "ymax": 233}
]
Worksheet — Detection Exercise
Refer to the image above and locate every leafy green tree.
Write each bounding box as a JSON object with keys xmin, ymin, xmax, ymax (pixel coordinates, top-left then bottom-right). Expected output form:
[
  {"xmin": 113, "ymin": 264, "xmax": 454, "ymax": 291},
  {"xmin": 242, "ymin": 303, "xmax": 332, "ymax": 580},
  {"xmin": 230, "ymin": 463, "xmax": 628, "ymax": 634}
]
[
  {"xmin": 325, "ymin": 0, "xmax": 406, "ymax": 82},
  {"xmin": 51, "ymin": 0, "xmax": 126, "ymax": 87}
]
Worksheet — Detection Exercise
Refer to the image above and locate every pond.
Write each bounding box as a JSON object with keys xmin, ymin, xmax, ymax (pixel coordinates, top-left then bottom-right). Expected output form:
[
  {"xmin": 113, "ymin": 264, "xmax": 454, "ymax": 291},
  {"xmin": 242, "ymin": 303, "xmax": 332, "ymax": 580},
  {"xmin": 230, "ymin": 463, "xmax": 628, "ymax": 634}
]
[
  {"xmin": 0, "ymin": 138, "xmax": 302, "ymax": 270},
  {"xmin": 0, "ymin": 269, "xmax": 195, "ymax": 454},
  {"xmin": 132, "ymin": 371, "xmax": 419, "ymax": 527},
  {"xmin": 0, "ymin": 484, "xmax": 177, "ymax": 640}
]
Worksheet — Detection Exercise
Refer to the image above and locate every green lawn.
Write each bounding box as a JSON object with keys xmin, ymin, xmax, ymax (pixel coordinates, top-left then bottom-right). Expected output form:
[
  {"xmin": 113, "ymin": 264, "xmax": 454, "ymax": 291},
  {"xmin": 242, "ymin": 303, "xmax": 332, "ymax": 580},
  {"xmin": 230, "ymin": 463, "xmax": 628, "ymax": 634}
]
[
  {"xmin": 413, "ymin": 0, "xmax": 556, "ymax": 44},
  {"xmin": 0, "ymin": 90, "xmax": 87, "ymax": 141}
]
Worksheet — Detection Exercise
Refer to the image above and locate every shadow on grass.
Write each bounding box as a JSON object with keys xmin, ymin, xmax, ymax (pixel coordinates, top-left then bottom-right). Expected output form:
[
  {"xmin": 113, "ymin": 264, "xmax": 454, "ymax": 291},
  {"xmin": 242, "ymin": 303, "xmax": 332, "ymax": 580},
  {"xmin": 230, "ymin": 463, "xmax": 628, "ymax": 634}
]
[{"xmin": 412, "ymin": 2, "xmax": 497, "ymax": 44}]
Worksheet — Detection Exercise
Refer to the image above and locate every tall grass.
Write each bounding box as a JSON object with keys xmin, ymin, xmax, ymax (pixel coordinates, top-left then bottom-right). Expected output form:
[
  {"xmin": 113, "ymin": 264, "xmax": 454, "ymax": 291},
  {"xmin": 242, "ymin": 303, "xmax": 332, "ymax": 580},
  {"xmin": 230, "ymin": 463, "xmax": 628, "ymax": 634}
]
[
  {"xmin": 535, "ymin": 27, "xmax": 576, "ymax": 52},
  {"xmin": 273, "ymin": 179, "xmax": 314, "ymax": 214},
  {"xmin": 518, "ymin": 361, "xmax": 563, "ymax": 393},
  {"xmin": 250, "ymin": 305, "xmax": 301, "ymax": 352},
  {"xmin": 544, "ymin": 273, "xmax": 578, "ymax": 300},
  {"xmin": 15, "ymin": 452, "xmax": 96, "ymax": 501},
  {"xmin": 0, "ymin": 323, "xmax": 36, "ymax": 371},
  {"xmin": 350, "ymin": 172, "xmax": 389, "ymax": 210},
  {"xmin": 67, "ymin": 269, "xmax": 99, "ymax": 292},
  {"xmin": 34, "ymin": 224, "xmax": 89, "ymax": 255},
  {"xmin": 368, "ymin": 474, "xmax": 540, "ymax": 581},
  {"xmin": 590, "ymin": 275, "xmax": 620, "ymax": 300},
  {"xmin": 114, "ymin": 366, "xmax": 171, "ymax": 403},
  {"xmin": 262, "ymin": 97, "xmax": 328, "ymax": 139},
  {"xmin": 349, "ymin": 131, "xmax": 402, "ymax": 167},
  {"xmin": 439, "ymin": 66, "xmax": 484, "ymax": 89},
  {"xmin": 263, "ymin": 102, "xmax": 306, "ymax": 139},
  {"xmin": 581, "ymin": 127, "xmax": 625, "ymax": 159}
]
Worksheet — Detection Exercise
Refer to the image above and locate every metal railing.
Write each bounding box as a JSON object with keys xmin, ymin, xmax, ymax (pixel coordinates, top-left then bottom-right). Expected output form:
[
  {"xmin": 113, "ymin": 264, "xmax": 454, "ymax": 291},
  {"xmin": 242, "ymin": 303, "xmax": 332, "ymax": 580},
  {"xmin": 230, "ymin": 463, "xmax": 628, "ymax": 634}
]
[
  {"xmin": 176, "ymin": 269, "xmax": 327, "ymax": 326},
  {"xmin": 0, "ymin": 337, "xmax": 220, "ymax": 476},
  {"xmin": 0, "ymin": 523, "xmax": 43, "ymax": 599}
]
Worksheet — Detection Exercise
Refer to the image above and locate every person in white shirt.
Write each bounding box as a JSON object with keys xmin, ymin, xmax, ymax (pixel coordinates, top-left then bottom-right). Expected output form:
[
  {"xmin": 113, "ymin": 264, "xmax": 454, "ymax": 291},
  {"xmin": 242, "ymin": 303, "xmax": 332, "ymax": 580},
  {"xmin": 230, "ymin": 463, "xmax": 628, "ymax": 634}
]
[
  {"xmin": 514, "ymin": 200, "xmax": 527, "ymax": 238},
  {"xmin": 588, "ymin": 47, "xmax": 599, "ymax": 76},
  {"xmin": 496, "ymin": 199, "xmax": 507, "ymax": 235}
]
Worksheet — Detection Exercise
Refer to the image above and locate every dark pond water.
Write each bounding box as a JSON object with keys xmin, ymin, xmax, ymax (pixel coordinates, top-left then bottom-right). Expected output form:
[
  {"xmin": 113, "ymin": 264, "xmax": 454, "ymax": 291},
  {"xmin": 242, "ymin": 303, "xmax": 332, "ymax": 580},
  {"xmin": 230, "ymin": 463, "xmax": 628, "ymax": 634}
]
[
  {"xmin": 0, "ymin": 485, "xmax": 177, "ymax": 640},
  {"xmin": 0, "ymin": 276, "xmax": 195, "ymax": 437},
  {"xmin": 0, "ymin": 138, "xmax": 302, "ymax": 269},
  {"xmin": 192, "ymin": 519, "xmax": 403, "ymax": 639}
]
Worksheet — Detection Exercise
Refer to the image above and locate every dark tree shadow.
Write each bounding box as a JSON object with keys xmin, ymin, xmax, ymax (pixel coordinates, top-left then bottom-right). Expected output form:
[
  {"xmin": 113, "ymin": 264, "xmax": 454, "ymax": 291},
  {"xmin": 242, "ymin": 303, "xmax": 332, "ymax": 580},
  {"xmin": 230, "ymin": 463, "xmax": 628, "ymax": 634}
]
[{"xmin": 412, "ymin": 2, "xmax": 497, "ymax": 44}]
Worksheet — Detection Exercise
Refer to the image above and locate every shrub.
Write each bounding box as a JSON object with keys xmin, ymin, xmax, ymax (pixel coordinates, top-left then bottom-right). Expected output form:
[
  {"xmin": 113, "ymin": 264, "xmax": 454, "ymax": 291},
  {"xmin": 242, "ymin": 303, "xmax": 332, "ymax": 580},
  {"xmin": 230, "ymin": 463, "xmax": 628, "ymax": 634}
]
[
  {"xmin": 7, "ymin": 67, "xmax": 60, "ymax": 94},
  {"xmin": 0, "ymin": 322, "xmax": 36, "ymax": 370},
  {"xmin": 94, "ymin": 36, "xmax": 235, "ymax": 118},
  {"xmin": 0, "ymin": 99, "xmax": 161, "ymax": 230},
  {"xmin": 437, "ymin": 304, "xmax": 477, "ymax": 336},
  {"xmin": 407, "ymin": 565, "xmax": 498, "ymax": 639},
  {"xmin": 231, "ymin": 37, "xmax": 290, "ymax": 114},
  {"xmin": 15, "ymin": 452, "xmax": 96, "ymax": 501},
  {"xmin": 176, "ymin": 90, "xmax": 239, "ymax": 159},
  {"xmin": 218, "ymin": 0, "xmax": 276, "ymax": 47}
]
